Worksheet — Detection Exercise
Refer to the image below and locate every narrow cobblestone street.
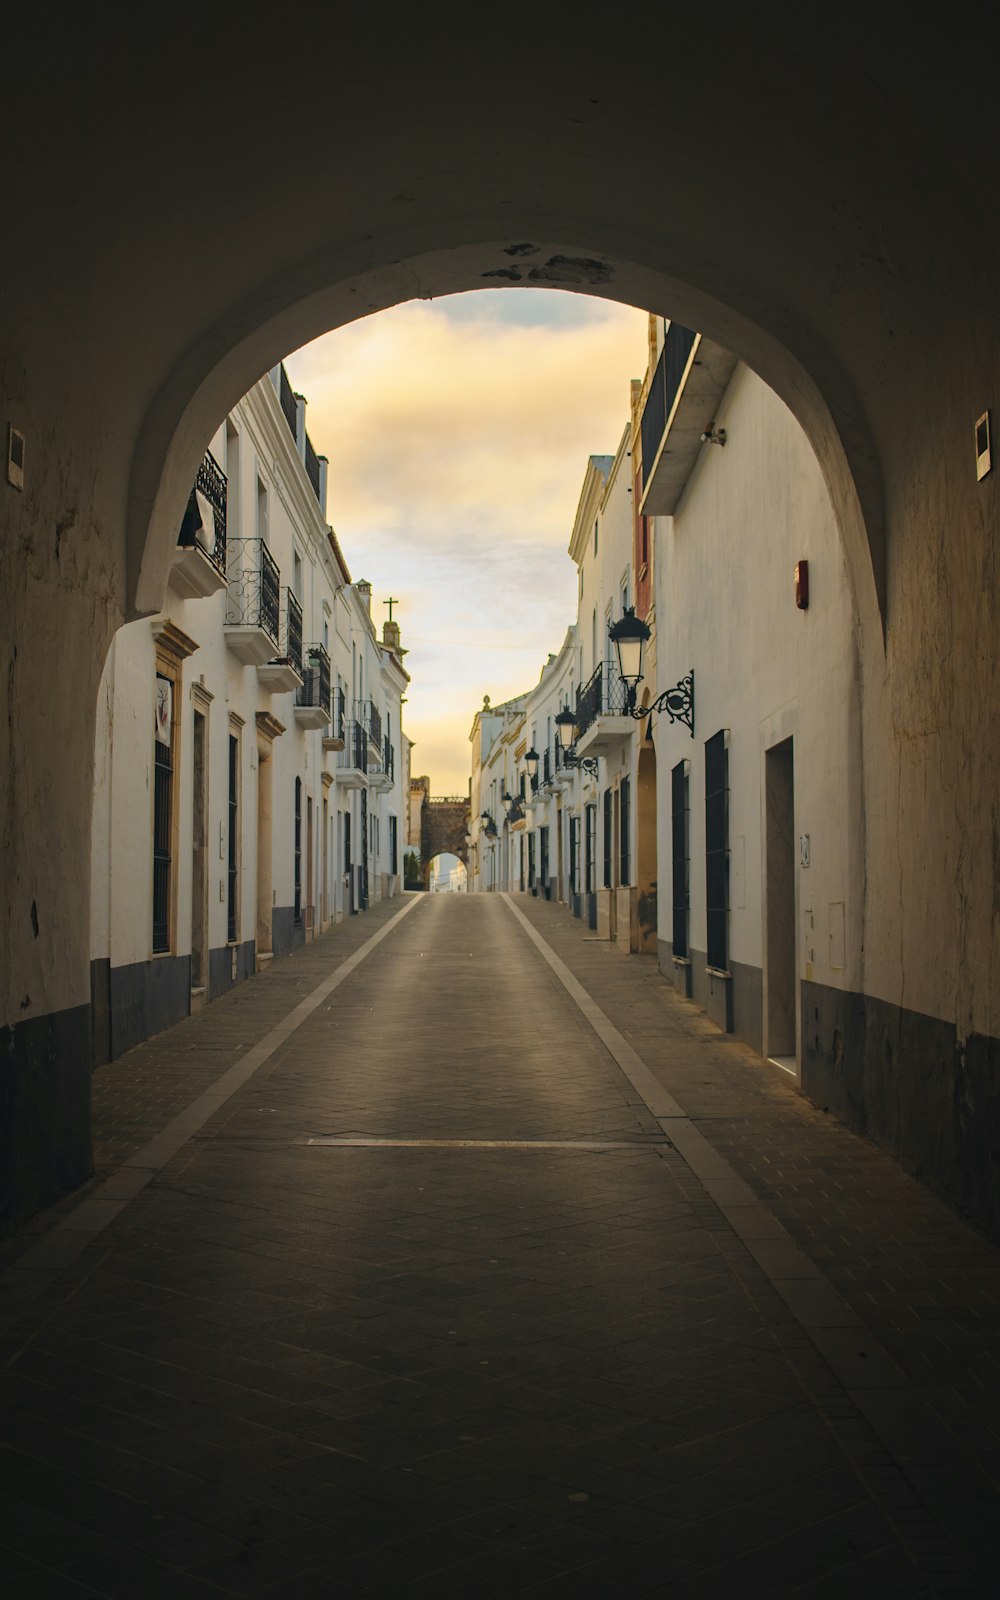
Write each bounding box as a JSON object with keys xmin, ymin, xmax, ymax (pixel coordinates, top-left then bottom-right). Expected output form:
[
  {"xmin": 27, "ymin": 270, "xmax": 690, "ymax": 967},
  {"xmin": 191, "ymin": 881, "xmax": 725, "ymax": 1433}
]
[{"xmin": 2, "ymin": 895, "xmax": 999, "ymax": 1597}]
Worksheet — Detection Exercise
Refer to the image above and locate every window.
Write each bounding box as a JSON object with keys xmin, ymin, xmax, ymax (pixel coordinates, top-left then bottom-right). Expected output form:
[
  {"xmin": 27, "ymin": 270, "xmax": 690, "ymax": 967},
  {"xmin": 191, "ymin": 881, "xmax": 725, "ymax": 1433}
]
[
  {"xmin": 389, "ymin": 815, "xmax": 398, "ymax": 876},
  {"xmin": 292, "ymin": 548, "xmax": 303, "ymax": 599},
  {"xmin": 256, "ymin": 475, "xmax": 268, "ymax": 542},
  {"xmin": 570, "ymin": 815, "xmax": 581, "ymax": 896},
  {"xmin": 594, "ymin": 518, "xmax": 598, "ymax": 556},
  {"xmin": 152, "ymin": 673, "xmax": 173, "ymax": 954},
  {"xmin": 227, "ymin": 734, "xmax": 239, "ymax": 943},
  {"xmin": 585, "ymin": 804, "xmax": 597, "ymax": 894},
  {"xmin": 671, "ymin": 760, "xmax": 690, "ymax": 959},
  {"xmin": 705, "ymin": 731, "xmax": 730, "ymax": 971},
  {"xmin": 293, "ymin": 777, "xmax": 302, "ymax": 922},
  {"xmin": 539, "ymin": 826, "xmax": 549, "ymax": 886},
  {"xmin": 603, "ymin": 788, "xmax": 613, "ymax": 888},
  {"xmin": 527, "ymin": 832, "xmax": 536, "ymax": 889},
  {"xmin": 620, "ymin": 775, "xmax": 631, "ymax": 886}
]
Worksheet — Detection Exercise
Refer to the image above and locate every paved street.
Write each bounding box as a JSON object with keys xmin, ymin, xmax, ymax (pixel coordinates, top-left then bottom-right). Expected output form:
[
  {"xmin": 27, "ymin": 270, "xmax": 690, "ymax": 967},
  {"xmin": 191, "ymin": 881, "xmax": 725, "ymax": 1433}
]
[{"xmin": 2, "ymin": 894, "xmax": 1000, "ymax": 1596}]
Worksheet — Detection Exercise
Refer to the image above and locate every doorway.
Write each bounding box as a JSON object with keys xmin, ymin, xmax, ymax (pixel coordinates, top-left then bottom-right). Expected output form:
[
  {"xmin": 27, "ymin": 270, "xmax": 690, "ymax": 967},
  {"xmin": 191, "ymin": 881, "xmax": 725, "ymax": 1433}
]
[
  {"xmin": 191, "ymin": 709, "xmax": 207, "ymax": 997},
  {"xmin": 305, "ymin": 794, "xmax": 314, "ymax": 938},
  {"xmin": 765, "ymin": 737, "xmax": 797, "ymax": 1072},
  {"xmin": 255, "ymin": 738, "xmax": 273, "ymax": 964}
]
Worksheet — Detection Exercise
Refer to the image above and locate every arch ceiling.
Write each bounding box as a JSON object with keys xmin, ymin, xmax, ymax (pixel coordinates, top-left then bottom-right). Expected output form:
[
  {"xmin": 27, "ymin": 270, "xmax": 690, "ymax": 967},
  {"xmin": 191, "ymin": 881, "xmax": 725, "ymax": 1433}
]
[{"xmin": 8, "ymin": 10, "xmax": 991, "ymax": 656}]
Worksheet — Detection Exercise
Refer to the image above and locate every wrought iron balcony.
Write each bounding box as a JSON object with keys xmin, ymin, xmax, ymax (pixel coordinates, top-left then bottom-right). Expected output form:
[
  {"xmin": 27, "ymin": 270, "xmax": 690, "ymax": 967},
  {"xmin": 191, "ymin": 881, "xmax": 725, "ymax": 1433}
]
[
  {"xmin": 305, "ymin": 433, "xmax": 321, "ymax": 501},
  {"xmin": 225, "ymin": 539, "xmax": 281, "ymax": 664},
  {"xmin": 368, "ymin": 699, "xmax": 382, "ymax": 752},
  {"xmin": 257, "ymin": 589, "xmax": 304, "ymax": 693},
  {"xmin": 171, "ymin": 450, "xmax": 228, "ymax": 599},
  {"xmin": 335, "ymin": 719, "xmax": 368, "ymax": 787},
  {"xmin": 295, "ymin": 643, "xmax": 331, "ymax": 728},
  {"xmin": 575, "ymin": 661, "xmax": 634, "ymax": 758},
  {"xmin": 639, "ymin": 320, "xmax": 737, "ymax": 515},
  {"xmin": 278, "ymin": 362, "xmax": 298, "ymax": 441}
]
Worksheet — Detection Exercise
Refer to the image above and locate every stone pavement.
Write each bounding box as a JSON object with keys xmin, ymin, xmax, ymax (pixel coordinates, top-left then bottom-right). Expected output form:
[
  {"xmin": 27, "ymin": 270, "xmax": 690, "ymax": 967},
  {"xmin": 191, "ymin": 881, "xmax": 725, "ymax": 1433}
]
[{"xmin": 1, "ymin": 893, "xmax": 999, "ymax": 1596}]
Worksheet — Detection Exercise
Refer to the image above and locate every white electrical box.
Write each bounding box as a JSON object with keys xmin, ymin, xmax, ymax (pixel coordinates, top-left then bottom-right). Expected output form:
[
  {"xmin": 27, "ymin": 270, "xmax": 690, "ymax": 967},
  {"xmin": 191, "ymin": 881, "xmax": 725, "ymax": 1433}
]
[
  {"xmin": 976, "ymin": 410, "xmax": 992, "ymax": 481},
  {"xmin": 6, "ymin": 426, "xmax": 24, "ymax": 490}
]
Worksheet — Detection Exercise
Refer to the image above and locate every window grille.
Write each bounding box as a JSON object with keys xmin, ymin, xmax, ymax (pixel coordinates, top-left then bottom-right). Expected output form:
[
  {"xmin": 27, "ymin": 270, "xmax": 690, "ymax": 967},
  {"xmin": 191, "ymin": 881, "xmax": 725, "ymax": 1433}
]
[
  {"xmin": 389, "ymin": 816, "xmax": 398, "ymax": 876},
  {"xmin": 705, "ymin": 731, "xmax": 729, "ymax": 970},
  {"xmin": 539, "ymin": 827, "xmax": 549, "ymax": 887},
  {"xmin": 671, "ymin": 760, "xmax": 690, "ymax": 958},
  {"xmin": 585, "ymin": 804, "xmax": 597, "ymax": 895},
  {"xmin": 603, "ymin": 789, "xmax": 613, "ymax": 888}
]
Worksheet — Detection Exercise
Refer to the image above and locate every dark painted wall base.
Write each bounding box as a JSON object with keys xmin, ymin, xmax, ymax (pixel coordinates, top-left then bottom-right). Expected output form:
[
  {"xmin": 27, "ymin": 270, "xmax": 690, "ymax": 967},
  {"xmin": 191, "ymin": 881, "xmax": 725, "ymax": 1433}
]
[
  {"xmin": 208, "ymin": 940, "xmax": 256, "ymax": 1001},
  {"xmin": 586, "ymin": 892, "xmax": 597, "ymax": 930},
  {"xmin": 91, "ymin": 952, "xmax": 191, "ymax": 1064},
  {"xmin": 272, "ymin": 907, "xmax": 304, "ymax": 960},
  {"xmin": 802, "ymin": 980, "xmax": 1000, "ymax": 1243},
  {"xmin": 571, "ymin": 893, "xmax": 582, "ymax": 920},
  {"xmin": 1, "ymin": 1003, "xmax": 93, "ymax": 1235}
]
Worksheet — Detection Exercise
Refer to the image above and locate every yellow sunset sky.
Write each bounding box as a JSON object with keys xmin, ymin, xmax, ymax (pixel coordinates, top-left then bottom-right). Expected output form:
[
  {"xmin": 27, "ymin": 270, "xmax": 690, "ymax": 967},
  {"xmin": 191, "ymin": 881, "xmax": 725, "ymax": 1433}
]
[{"xmin": 285, "ymin": 290, "xmax": 649, "ymax": 795}]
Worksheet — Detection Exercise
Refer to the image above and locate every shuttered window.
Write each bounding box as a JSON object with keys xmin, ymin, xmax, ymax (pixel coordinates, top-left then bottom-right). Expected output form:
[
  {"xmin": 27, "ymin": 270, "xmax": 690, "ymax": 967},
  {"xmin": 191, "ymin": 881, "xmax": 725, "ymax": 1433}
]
[
  {"xmin": 603, "ymin": 789, "xmax": 613, "ymax": 888},
  {"xmin": 294, "ymin": 778, "xmax": 302, "ymax": 922},
  {"xmin": 227, "ymin": 735, "xmax": 239, "ymax": 943},
  {"xmin": 671, "ymin": 760, "xmax": 690, "ymax": 958},
  {"xmin": 620, "ymin": 776, "xmax": 631, "ymax": 887},
  {"xmin": 705, "ymin": 731, "xmax": 729, "ymax": 971}
]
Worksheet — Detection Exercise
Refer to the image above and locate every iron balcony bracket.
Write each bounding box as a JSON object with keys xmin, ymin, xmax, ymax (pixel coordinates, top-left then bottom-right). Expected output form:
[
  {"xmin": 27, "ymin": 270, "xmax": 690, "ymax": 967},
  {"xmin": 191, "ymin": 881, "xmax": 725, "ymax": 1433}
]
[{"xmin": 627, "ymin": 671, "xmax": 694, "ymax": 737}]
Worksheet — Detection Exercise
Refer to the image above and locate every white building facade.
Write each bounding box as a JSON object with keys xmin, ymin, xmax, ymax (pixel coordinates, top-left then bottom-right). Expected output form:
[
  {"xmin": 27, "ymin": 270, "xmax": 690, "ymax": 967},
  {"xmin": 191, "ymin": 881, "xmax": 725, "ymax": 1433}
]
[
  {"xmin": 90, "ymin": 365, "xmax": 409, "ymax": 1063},
  {"xmin": 470, "ymin": 316, "xmax": 860, "ymax": 1088}
]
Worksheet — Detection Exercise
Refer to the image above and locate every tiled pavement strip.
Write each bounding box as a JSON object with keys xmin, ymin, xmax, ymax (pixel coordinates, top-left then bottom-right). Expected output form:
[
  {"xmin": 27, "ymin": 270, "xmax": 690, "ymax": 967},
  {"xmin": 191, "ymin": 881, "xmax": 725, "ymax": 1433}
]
[{"xmin": 0, "ymin": 898, "xmax": 997, "ymax": 1593}]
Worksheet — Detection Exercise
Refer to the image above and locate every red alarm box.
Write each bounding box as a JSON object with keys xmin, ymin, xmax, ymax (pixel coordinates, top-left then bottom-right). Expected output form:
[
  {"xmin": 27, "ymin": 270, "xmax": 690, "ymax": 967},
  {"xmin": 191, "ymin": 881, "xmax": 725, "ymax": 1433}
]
[{"xmin": 795, "ymin": 560, "xmax": 809, "ymax": 610}]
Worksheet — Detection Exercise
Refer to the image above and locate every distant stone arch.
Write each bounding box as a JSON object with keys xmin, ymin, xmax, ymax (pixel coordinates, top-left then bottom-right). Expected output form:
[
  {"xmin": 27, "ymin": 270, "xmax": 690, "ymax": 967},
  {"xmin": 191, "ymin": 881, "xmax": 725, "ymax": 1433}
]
[{"xmin": 420, "ymin": 795, "xmax": 469, "ymax": 887}]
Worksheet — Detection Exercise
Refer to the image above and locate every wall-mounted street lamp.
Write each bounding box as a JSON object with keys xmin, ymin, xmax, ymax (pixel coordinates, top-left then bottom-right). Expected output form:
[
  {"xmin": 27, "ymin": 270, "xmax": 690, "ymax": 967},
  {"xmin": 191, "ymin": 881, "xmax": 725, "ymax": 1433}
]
[
  {"xmin": 553, "ymin": 704, "xmax": 599, "ymax": 776},
  {"xmin": 501, "ymin": 791, "xmax": 513, "ymax": 815},
  {"xmin": 608, "ymin": 606, "xmax": 694, "ymax": 736},
  {"xmin": 523, "ymin": 747, "xmax": 540, "ymax": 793}
]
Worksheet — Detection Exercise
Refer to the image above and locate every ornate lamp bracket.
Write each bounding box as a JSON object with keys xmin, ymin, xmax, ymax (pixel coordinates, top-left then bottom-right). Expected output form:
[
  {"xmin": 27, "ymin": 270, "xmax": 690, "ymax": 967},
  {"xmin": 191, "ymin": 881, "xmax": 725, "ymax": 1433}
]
[{"xmin": 629, "ymin": 670, "xmax": 694, "ymax": 737}]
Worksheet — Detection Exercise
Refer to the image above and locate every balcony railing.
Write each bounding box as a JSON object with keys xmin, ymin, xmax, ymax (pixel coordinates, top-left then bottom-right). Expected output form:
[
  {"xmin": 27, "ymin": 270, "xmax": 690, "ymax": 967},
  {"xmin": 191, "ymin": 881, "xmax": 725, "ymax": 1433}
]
[
  {"xmin": 305, "ymin": 433, "xmax": 321, "ymax": 501},
  {"xmin": 542, "ymin": 747, "xmax": 552, "ymax": 786},
  {"xmin": 177, "ymin": 449, "xmax": 227, "ymax": 576},
  {"xmin": 338, "ymin": 719, "xmax": 368, "ymax": 772},
  {"xmin": 297, "ymin": 643, "xmax": 331, "ymax": 713},
  {"xmin": 272, "ymin": 588, "xmax": 303, "ymax": 674},
  {"xmin": 336, "ymin": 686, "xmax": 347, "ymax": 740},
  {"xmin": 226, "ymin": 538, "xmax": 280, "ymax": 644},
  {"xmin": 278, "ymin": 363, "xmax": 298, "ymax": 441},
  {"xmin": 576, "ymin": 660, "xmax": 630, "ymax": 740},
  {"xmin": 640, "ymin": 321, "xmax": 698, "ymax": 489}
]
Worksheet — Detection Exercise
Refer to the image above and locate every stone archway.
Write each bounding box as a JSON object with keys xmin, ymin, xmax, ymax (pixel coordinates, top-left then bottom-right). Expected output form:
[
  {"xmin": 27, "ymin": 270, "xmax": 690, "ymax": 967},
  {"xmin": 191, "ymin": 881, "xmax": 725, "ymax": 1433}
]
[
  {"xmin": 420, "ymin": 797, "xmax": 470, "ymax": 889},
  {"xmin": 4, "ymin": 15, "xmax": 1000, "ymax": 1232}
]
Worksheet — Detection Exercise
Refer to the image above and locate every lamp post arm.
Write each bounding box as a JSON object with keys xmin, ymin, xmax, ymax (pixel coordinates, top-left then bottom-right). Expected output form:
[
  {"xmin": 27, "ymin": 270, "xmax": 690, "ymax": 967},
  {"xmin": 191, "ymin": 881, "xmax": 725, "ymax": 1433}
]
[{"xmin": 627, "ymin": 671, "xmax": 694, "ymax": 737}]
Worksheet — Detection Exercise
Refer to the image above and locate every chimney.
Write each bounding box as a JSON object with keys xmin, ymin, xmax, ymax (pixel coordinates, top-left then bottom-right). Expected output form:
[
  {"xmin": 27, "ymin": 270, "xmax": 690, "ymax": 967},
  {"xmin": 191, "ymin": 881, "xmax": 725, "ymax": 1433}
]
[
  {"xmin": 294, "ymin": 393, "xmax": 307, "ymax": 459},
  {"xmin": 355, "ymin": 579, "xmax": 372, "ymax": 613},
  {"xmin": 317, "ymin": 455, "xmax": 328, "ymax": 518}
]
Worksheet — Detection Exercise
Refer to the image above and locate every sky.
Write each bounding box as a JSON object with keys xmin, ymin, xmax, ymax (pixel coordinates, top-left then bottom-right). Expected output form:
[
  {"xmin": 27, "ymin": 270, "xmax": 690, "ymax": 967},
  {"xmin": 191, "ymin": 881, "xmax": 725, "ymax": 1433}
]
[{"xmin": 284, "ymin": 289, "xmax": 648, "ymax": 795}]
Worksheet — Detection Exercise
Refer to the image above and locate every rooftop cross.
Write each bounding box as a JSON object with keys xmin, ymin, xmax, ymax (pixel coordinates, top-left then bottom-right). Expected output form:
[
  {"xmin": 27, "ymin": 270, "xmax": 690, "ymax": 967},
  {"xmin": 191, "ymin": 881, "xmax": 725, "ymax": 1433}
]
[{"xmin": 384, "ymin": 597, "xmax": 399, "ymax": 622}]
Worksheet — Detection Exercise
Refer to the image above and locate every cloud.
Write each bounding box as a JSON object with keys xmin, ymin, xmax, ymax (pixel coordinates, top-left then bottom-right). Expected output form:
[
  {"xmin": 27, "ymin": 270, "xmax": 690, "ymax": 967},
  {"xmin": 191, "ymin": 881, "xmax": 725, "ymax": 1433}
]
[{"xmin": 285, "ymin": 290, "xmax": 647, "ymax": 792}]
